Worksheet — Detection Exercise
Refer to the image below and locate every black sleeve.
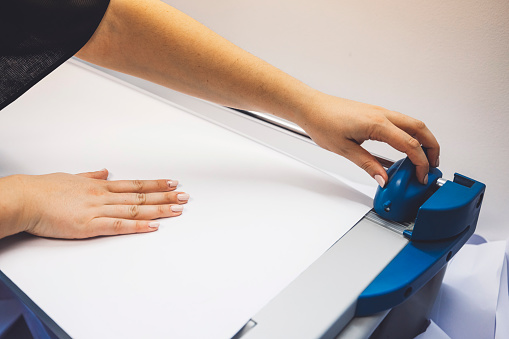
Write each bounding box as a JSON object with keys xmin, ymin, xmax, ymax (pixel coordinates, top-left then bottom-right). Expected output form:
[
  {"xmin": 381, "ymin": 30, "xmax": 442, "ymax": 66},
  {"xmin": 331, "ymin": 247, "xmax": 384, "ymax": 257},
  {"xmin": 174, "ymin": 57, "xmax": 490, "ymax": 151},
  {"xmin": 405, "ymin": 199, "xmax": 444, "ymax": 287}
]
[{"xmin": 0, "ymin": 0, "xmax": 110, "ymax": 111}]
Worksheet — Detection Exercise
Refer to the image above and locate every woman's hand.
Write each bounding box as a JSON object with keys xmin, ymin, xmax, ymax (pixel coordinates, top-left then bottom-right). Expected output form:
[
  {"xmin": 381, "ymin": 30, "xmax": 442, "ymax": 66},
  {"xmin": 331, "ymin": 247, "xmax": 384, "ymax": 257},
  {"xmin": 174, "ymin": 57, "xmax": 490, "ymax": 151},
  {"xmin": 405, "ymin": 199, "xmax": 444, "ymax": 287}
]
[
  {"xmin": 296, "ymin": 93, "xmax": 440, "ymax": 187},
  {"xmin": 0, "ymin": 169, "xmax": 189, "ymax": 240}
]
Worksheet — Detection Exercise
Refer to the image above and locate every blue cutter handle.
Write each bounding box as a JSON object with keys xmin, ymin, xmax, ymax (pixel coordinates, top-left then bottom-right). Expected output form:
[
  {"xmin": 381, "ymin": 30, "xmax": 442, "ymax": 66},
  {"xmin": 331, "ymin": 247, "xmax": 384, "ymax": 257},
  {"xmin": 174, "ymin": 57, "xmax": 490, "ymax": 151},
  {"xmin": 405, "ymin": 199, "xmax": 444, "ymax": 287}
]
[{"xmin": 374, "ymin": 157, "xmax": 442, "ymax": 223}]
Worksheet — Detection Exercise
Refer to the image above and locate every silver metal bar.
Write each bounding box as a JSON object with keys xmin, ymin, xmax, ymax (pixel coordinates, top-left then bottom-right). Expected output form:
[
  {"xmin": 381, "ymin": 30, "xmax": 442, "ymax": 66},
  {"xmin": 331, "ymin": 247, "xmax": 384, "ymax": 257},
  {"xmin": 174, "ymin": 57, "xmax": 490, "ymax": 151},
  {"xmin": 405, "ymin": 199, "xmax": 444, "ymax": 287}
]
[
  {"xmin": 436, "ymin": 178, "xmax": 447, "ymax": 187},
  {"xmin": 365, "ymin": 210, "xmax": 414, "ymax": 235},
  {"xmin": 76, "ymin": 59, "xmax": 396, "ymax": 171},
  {"xmin": 229, "ymin": 108, "xmax": 395, "ymax": 169},
  {"xmin": 238, "ymin": 214, "xmax": 408, "ymax": 339}
]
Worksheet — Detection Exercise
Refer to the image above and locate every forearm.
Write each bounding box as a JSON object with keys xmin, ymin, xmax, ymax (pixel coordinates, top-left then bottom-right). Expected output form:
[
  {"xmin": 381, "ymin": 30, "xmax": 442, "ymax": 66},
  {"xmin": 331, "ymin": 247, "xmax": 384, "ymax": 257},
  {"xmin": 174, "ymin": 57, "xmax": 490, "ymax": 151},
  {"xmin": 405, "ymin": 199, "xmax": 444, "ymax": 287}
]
[{"xmin": 76, "ymin": 0, "xmax": 316, "ymax": 124}]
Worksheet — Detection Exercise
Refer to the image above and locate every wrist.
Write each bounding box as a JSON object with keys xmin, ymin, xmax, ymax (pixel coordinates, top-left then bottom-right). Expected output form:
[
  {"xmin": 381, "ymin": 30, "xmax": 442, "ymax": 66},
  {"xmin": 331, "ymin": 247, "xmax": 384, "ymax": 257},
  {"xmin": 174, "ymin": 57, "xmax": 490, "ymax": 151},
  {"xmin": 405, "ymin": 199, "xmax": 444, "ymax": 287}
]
[
  {"xmin": 264, "ymin": 80, "xmax": 323, "ymax": 126},
  {"xmin": 288, "ymin": 90, "xmax": 328, "ymax": 127},
  {"xmin": 0, "ymin": 175, "xmax": 29, "ymax": 239}
]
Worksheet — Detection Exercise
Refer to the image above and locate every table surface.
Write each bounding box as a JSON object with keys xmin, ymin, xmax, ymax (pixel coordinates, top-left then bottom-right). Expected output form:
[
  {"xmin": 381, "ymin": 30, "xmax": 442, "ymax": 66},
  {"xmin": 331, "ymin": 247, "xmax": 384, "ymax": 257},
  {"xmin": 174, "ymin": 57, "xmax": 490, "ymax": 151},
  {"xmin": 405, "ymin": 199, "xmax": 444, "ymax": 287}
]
[{"xmin": 0, "ymin": 62, "xmax": 371, "ymax": 338}]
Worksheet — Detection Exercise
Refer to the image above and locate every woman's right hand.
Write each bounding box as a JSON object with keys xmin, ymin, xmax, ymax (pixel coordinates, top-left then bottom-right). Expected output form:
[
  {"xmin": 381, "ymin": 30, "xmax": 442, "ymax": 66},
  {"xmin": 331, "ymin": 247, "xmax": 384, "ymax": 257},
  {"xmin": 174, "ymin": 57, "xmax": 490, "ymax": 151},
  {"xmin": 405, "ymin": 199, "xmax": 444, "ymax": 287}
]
[
  {"xmin": 294, "ymin": 93, "xmax": 440, "ymax": 187},
  {"xmin": 0, "ymin": 169, "xmax": 189, "ymax": 240}
]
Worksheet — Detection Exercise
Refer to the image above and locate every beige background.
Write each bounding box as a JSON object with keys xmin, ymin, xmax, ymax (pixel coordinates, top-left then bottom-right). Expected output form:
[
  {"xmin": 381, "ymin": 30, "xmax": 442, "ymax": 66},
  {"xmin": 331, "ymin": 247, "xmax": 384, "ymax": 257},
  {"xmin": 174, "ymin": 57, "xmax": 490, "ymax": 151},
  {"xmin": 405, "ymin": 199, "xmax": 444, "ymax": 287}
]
[{"xmin": 165, "ymin": 0, "xmax": 509, "ymax": 240}]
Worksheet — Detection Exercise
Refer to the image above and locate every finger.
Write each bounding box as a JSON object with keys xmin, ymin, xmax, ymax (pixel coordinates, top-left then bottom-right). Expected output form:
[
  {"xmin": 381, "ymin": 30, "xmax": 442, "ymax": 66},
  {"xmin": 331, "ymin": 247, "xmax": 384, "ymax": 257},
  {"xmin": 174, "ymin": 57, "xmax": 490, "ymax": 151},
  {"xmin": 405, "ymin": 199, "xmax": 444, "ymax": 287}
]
[
  {"xmin": 341, "ymin": 141, "xmax": 388, "ymax": 187},
  {"xmin": 375, "ymin": 123, "xmax": 429, "ymax": 184},
  {"xmin": 100, "ymin": 204, "xmax": 184, "ymax": 220},
  {"xmin": 106, "ymin": 179, "xmax": 179, "ymax": 193},
  {"xmin": 77, "ymin": 168, "xmax": 109, "ymax": 180},
  {"xmin": 105, "ymin": 191, "xmax": 190, "ymax": 205},
  {"xmin": 89, "ymin": 218, "xmax": 161, "ymax": 236},
  {"xmin": 385, "ymin": 112, "xmax": 440, "ymax": 167}
]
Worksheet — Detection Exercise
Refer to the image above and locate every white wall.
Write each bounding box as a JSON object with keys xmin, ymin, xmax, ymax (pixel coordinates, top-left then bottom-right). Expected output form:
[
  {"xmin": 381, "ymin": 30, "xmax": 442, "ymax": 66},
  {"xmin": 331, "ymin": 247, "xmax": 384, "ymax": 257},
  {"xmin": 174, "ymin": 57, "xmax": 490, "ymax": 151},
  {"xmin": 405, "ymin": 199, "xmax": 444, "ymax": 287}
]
[{"xmin": 165, "ymin": 0, "xmax": 509, "ymax": 240}]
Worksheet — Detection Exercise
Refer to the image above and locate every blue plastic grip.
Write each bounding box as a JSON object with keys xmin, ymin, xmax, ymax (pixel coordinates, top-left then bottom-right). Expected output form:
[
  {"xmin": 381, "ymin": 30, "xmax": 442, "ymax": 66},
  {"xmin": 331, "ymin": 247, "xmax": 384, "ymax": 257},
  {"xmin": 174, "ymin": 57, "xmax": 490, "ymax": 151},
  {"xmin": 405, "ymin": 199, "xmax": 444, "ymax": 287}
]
[{"xmin": 374, "ymin": 157, "xmax": 442, "ymax": 223}]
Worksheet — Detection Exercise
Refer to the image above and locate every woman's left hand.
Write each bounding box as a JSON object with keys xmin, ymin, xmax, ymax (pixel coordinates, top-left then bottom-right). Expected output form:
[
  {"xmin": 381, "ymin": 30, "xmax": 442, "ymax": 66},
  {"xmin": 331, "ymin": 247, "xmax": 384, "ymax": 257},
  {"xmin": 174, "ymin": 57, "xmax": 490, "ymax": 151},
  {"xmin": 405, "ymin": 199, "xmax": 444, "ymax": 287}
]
[{"xmin": 0, "ymin": 169, "xmax": 189, "ymax": 239}]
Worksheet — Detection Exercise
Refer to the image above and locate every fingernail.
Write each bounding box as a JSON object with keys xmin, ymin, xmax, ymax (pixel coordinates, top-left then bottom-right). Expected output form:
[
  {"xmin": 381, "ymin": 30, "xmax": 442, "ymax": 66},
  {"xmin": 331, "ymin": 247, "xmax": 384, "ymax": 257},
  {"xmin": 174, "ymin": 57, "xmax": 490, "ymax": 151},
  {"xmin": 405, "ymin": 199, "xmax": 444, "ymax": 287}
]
[
  {"xmin": 171, "ymin": 205, "xmax": 184, "ymax": 212},
  {"xmin": 177, "ymin": 193, "xmax": 190, "ymax": 202},
  {"xmin": 167, "ymin": 180, "xmax": 179, "ymax": 188},
  {"xmin": 374, "ymin": 175, "xmax": 385, "ymax": 188},
  {"xmin": 148, "ymin": 221, "xmax": 160, "ymax": 228},
  {"xmin": 435, "ymin": 157, "xmax": 440, "ymax": 167},
  {"xmin": 100, "ymin": 168, "xmax": 108, "ymax": 172},
  {"xmin": 423, "ymin": 174, "xmax": 429, "ymax": 185}
]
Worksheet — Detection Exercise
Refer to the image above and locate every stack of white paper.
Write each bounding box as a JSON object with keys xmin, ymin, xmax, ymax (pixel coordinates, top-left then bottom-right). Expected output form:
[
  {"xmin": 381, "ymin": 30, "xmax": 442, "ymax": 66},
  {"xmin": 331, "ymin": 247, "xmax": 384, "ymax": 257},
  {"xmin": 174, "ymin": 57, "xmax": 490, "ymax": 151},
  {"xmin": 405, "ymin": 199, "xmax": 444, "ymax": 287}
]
[{"xmin": 0, "ymin": 62, "xmax": 371, "ymax": 338}]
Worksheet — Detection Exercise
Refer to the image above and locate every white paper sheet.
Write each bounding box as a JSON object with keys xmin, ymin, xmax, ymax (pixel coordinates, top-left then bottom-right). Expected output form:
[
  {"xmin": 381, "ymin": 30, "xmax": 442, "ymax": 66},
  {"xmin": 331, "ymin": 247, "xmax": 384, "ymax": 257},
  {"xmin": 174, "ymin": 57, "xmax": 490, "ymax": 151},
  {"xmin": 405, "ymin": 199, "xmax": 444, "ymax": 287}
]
[
  {"xmin": 0, "ymin": 62, "xmax": 371, "ymax": 338},
  {"xmin": 415, "ymin": 320, "xmax": 451, "ymax": 339},
  {"xmin": 419, "ymin": 235, "xmax": 509, "ymax": 339},
  {"xmin": 495, "ymin": 243, "xmax": 509, "ymax": 339}
]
